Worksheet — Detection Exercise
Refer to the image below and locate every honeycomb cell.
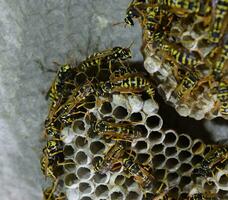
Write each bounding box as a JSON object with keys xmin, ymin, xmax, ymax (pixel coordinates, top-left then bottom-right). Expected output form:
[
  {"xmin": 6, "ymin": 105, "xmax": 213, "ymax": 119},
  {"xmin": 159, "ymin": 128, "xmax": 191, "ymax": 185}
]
[
  {"xmin": 219, "ymin": 174, "xmax": 228, "ymax": 187},
  {"xmin": 129, "ymin": 112, "xmax": 143, "ymax": 122},
  {"xmin": 93, "ymin": 173, "xmax": 108, "ymax": 184},
  {"xmin": 100, "ymin": 102, "xmax": 112, "ymax": 115},
  {"xmin": 146, "ymin": 114, "xmax": 163, "ymax": 130},
  {"xmin": 75, "ymin": 136, "xmax": 88, "ymax": 148},
  {"xmin": 63, "ymin": 145, "xmax": 75, "ymax": 157},
  {"xmin": 90, "ymin": 141, "xmax": 105, "ymax": 154},
  {"xmin": 191, "ymin": 155, "xmax": 204, "ymax": 166},
  {"xmin": 167, "ymin": 172, "xmax": 179, "ymax": 184},
  {"xmin": 148, "ymin": 131, "xmax": 163, "ymax": 144},
  {"xmin": 178, "ymin": 163, "xmax": 192, "ymax": 174},
  {"xmin": 126, "ymin": 191, "xmax": 140, "ymax": 200},
  {"xmin": 168, "ymin": 187, "xmax": 179, "ymax": 199},
  {"xmin": 95, "ymin": 184, "xmax": 109, "ymax": 198},
  {"xmin": 77, "ymin": 167, "xmax": 91, "ymax": 180},
  {"xmin": 163, "ymin": 131, "xmax": 177, "ymax": 146},
  {"xmin": 154, "ymin": 169, "xmax": 166, "ymax": 180},
  {"xmin": 165, "ymin": 158, "xmax": 179, "ymax": 170},
  {"xmin": 84, "ymin": 95, "xmax": 96, "ymax": 109},
  {"xmin": 152, "ymin": 143, "xmax": 165, "ymax": 154},
  {"xmin": 152, "ymin": 154, "xmax": 166, "ymax": 168},
  {"xmin": 135, "ymin": 124, "xmax": 148, "ymax": 138},
  {"xmin": 165, "ymin": 146, "xmax": 177, "ymax": 157},
  {"xmin": 79, "ymin": 182, "xmax": 92, "ymax": 194},
  {"xmin": 64, "ymin": 173, "xmax": 78, "ymax": 187},
  {"xmin": 75, "ymin": 151, "xmax": 88, "ymax": 165},
  {"xmin": 72, "ymin": 120, "xmax": 85, "ymax": 132},
  {"xmin": 135, "ymin": 140, "xmax": 148, "ymax": 152},
  {"xmin": 178, "ymin": 150, "xmax": 192, "ymax": 162},
  {"xmin": 191, "ymin": 139, "xmax": 206, "ymax": 155},
  {"xmin": 176, "ymin": 134, "xmax": 191, "ymax": 149},
  {"xmin": 110, "ymin": 191, "xmax": 124, "ymax": 200},
  {"xmin": 113, "ymin": 106, "xmax": 128, "ymax": 119},
  {"xmin": 114, "ymin": 174, "xmax": 125, "ymax": 185},
  {"xmin": 124, "ymin": 177, "xmax": 138, "ymax": 188},
  {"xmin": 136, "ymin": 153, "xmax": 151, "ymax": 164}
]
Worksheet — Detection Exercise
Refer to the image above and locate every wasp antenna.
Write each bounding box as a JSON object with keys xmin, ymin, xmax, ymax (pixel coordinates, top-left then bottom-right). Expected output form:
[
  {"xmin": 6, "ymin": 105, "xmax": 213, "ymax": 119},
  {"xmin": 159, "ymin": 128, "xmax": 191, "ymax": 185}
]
[{"xmin": 112, "ymin": 21, "xmax": 126, "ymax": 27}]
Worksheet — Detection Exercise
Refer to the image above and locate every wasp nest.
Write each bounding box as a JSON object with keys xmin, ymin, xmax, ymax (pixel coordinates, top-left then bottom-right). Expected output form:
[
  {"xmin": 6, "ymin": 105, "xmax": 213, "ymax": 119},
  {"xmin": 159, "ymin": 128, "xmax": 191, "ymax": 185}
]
[
  {"xmin": 125, "ymin": 0, "xmax": 228, "ymax": 120},
  {"xmin": 41, "ymin": 52, "xmax": 228, "ymax": 199}
]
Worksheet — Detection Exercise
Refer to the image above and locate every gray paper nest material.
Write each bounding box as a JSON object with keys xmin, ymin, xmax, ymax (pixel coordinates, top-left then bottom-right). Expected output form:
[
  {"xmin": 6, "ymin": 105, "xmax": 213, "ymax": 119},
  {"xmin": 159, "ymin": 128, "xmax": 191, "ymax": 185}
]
[{"xmin": 0, "ymin": 0, "xmax": 227, "ymax": 200}]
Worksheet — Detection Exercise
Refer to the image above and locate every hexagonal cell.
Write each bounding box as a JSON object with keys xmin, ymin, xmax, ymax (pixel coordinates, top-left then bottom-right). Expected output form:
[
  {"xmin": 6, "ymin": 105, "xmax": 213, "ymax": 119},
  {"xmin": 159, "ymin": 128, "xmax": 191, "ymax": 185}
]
[
  {"xmin": 168, "ymin": 187, "xmax": 179, "ymax": 199},
  {"xmin": 79, "ymin": 182, "xmax": 92, "ymax": 194},
  {"xmin": 95, "ymin": 184, "xmax": 109, "ymax": 198},
  {"xmin": 72, "ymin": 120, "xmax": 85, "ymax": 132},
  {"xmin": 145, "ymin": 114, "xmax": 163, "ymax": 130},
  {"xmin": 90, "ymin": 141, "xmax": 105, "ymax": 154},
  {"xmin": 165, "ymin": 146, "xmax": 177, "ymax": 157},
  {"xmin": 100, "ymin": 102, "xmax": 112, "ymax": 115},
  {"xmin": 154, "ymin": 169, "xmax": 166, "ymax": 180},
  {"xmin": 135, "ymin": 124, "xmax": 148, "ymax": 138},
  {"xmin": 126, "ymin": 191, "xmax": 140, "ymax": 200},
  {"xmin": 63, "ymin": 145, "xmax": 75, "ymax": 157},
  {"xmin": 75, "ymin": 151, "xmax": 88, "ymax": 165},
  {"xmin": 152, "ymin": 154, "xmax": 166, "ymax": 168},
  {"xmin": 112, "ymin": 106, "xmax": 128, "ymax": 119},
  {"xmin": 135, "ymin": 140, "xmax": 148, "ymax": 152},
  {"xmin": 148, "ymin": 131, "xmax": 163, "ymax": 144},
  {"xmin": 178, "ymin": 150, "xmax": 192, "ymax": 162},
  {"xmin": 165, "ymin": 158, "xmax": 179, "ymax": 170},
  {"xmin": 75, "ymin": 136, "xmax": 88, "ymax": 148},
  {"xmin": 136, "ymin": 153, "xmax": 151, "ymax": 164},
  {"xmin": 124, "ymin": 177, "xmax": 138, "ymax": 188},
  {"xmin": 203, "ymin": 180, "xmax": 218, "ymax": 193},
  {"xmin": 219, "ymin": 174, "xmax": 228, "ymax": 186},
  {"xmin": 93, "ymin": 173, "xmax": 108, "ymax": 184},
  {"xmin": 191, "ymin": 155, "xmax": 204, "ymax": 166},
  {"xmin": 167, "ymin": 172, "xmax": 179, "ymax": 184},
  {"xmin": 163, "ymin": 131, "xmax": 177, "ymax": 146},
  {"xmin": 77, "ymin": 167, "xmax": 91, "ymax": 180},
  {"xmin": 176, "ymin": 134, "xmax": 191, "ymax": 149},
  {"xmin": 129, "ymin": 112, "xmax": 143, "ymax": 122},
  {"xmin": 111, "ymin": 191, "xmax": 124, "ymax": 200},
  {"xmin": 152, "ymin": 143, "xmax": 165, "ymax": 154},
  {"xmin": 113, "ymin": 174, "xmax": 125, "ymax": 186},
  {"xmin": 191, "ymin": 139, "xmax": 206, "ymax": 155},
  {"xmin": 64, "ymin": 173, "xmax": 78, "ymax": 187},
  {"xmin": 178, "ymin": 163, "xmax": 192, "ymax": 174}
]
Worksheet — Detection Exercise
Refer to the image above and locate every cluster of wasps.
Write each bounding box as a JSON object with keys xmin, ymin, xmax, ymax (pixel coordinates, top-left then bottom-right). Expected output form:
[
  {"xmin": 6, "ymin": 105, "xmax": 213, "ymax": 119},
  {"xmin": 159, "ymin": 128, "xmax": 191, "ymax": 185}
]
[
  {"xmin": 124, "ymin": 0, "xmax": 228, "ymax": 118},
  {"xmin": 40, "ymin": 44, "xmax": 157, "ymax": 199}
]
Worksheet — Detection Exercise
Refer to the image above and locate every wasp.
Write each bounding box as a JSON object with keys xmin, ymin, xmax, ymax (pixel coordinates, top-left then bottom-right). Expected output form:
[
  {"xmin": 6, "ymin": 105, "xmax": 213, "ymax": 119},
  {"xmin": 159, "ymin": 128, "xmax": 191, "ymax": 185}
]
[
  {"xmin": 172, "ymin": 69, "xmax": 210, "ymax": 101},
  {"xmin": 52, "ymin": 80, "xmax": 113, "ymax": 126},
  {"xmin": 123, "ymin": 155, "xmax": 154, "ymax": 189},
  {"xmin": 125, "ymin": 0, "xmax": 147, "ymax": 26},
  {"xmin": 159, "ymin": 41, "xmax": 202, "ymax": 67},
  {"xmin": 211, "ymin": 41, "xmax": 228, "ymax": 80},
  {"xmin": 94, "ymin": 141, "xmax": 126, "ymax": 173},
  {"xmin": 43, "ymin": 180, "xmax": 66, "ymax": 200},
  {"xmin": 93, "ymin": 120, "xmax": 142, "ymax": 141},
  {"xmin": 211, "ymin": 81, "xmax": 228, "ymax": 116},
  {"xmin": 111, "ymin": 72, "xmax": 154, "ymax": 99},
  {"xmin": 192, "ymin": 146, "xmax": 228, "ymax": 178},
  {"xmin": 47, "ymin": 63, "xmax": 76, "ymax": 106},
  {"xmin": 208, "ymin": 0, "xmax": 228, "ymax": 43},
  {"xmin": 77, "ymin": 46, "xmax": 132, "ymax": 76}
]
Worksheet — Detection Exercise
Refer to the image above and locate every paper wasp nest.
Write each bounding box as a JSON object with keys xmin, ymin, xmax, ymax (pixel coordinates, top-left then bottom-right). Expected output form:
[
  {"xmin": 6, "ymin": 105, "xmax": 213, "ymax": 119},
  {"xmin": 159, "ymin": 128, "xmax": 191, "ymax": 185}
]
[
  {"xmin": 57, "ymin": 92, "xmax": 228, "ymax": 200},
  {"xmin": 139, "ymin": 1, "xmax": 228, "ymax": 120}
]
